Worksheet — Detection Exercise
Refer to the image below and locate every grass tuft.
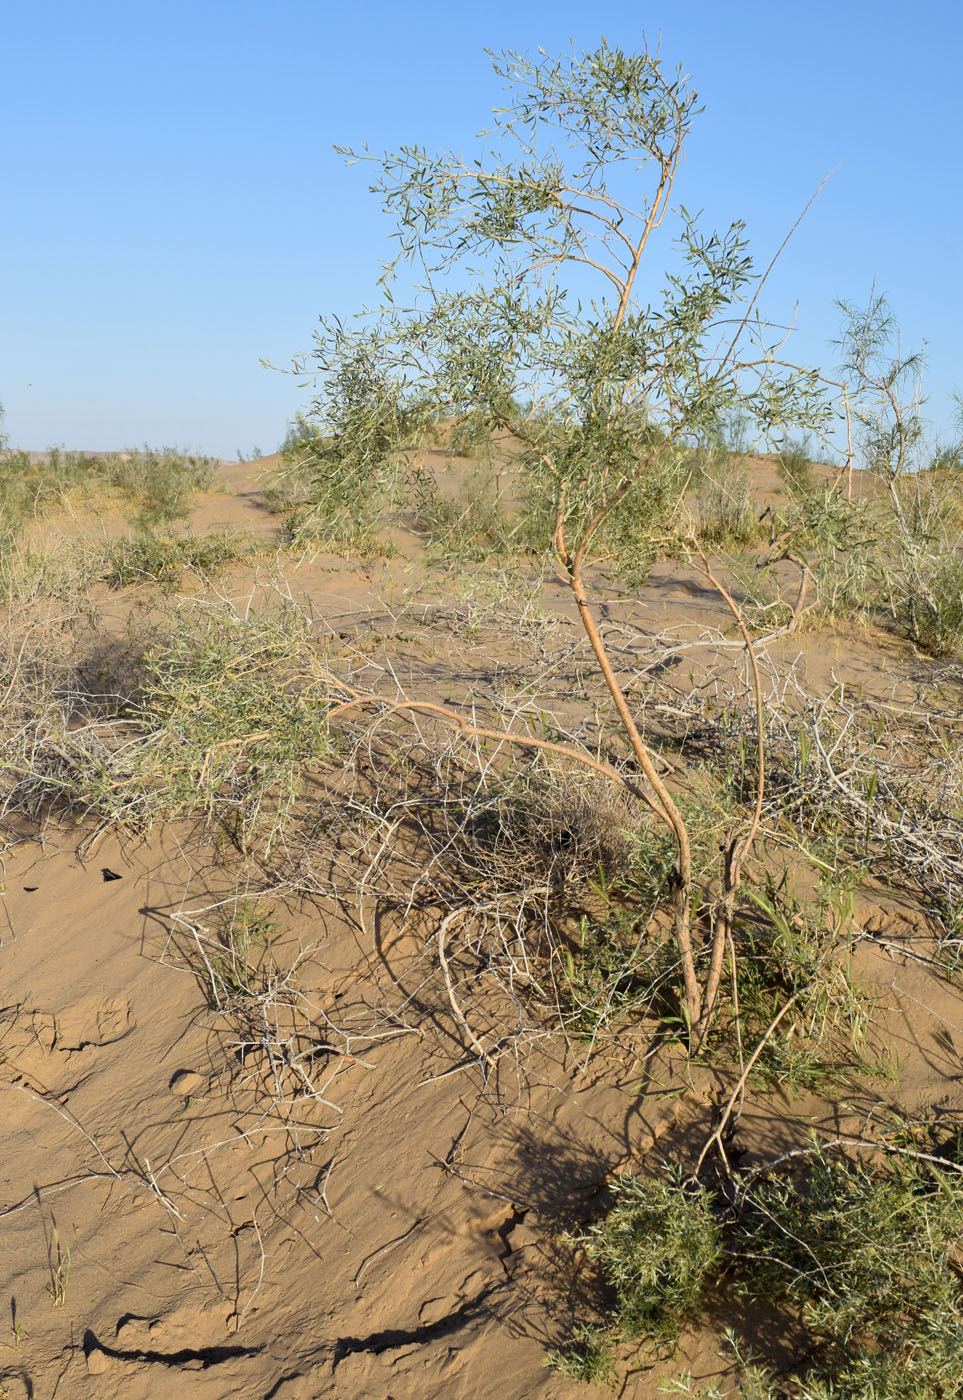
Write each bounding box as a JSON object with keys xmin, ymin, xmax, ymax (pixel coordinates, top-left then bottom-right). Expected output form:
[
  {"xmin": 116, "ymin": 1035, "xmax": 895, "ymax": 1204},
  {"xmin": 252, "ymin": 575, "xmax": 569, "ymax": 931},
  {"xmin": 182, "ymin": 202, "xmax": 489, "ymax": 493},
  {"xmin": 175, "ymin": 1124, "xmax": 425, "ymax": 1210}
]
[{"xmin": 96, "ymin": 527, "xmax": 255, "ymax": 588}]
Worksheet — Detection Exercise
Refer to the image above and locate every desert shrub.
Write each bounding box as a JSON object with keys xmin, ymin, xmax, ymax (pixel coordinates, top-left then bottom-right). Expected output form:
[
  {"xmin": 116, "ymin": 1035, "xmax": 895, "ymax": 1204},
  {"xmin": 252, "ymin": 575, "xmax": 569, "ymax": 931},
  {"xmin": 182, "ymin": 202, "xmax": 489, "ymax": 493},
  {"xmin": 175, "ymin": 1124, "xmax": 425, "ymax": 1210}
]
[
  {"xmin": 583, "ymin": 1174, "xmax": 720, "ymax": 1339},
  {"xmin": 867, "ymin": 470, "xmax": 963, "ymax": 654},
  {"xmin": 695, "ymin": 468, "xmax": 760, "ymax": 548},
  {"xmin": 286, "ymin": 330, "xmax": 413, "ymax": 552},
  {"xmin": 0, "ymin": 444, "xmax": 217, "ymax": 541},
  {"xmin": 297, "ymin": 36, "xmax": 836, "ymax": 1046},
  {"xmin": 723, "ymin": 559, "xmax": 797, "ymax": 633},
  {"xmin": 400, "ymin": 748, "xmax": 656, "ymax": 910},
  {"xmin": 407, "ymin": 464, "xmax": 517, "ymax": 564},
  {"xmin": 552, "ymin": 1146, "xmax": 963, "ymax": 1397},
  {"xmin": 679, "ymin": 443, "xmax": 725, "ymax": 492},
  {"xmin": 396, "ymin": 397, "xmax": 440, "ymax": 447},
  {"xmin": 726, "ymin": 486, "xmax": 884, "ymax": 626},
  {"xmin": 95, "ymin": 446, "xmax": 218, "ymax": 528},
  {"xmin": 204, "ymin": 898, "xmax": 281, "ymax": 1004},
  {"xmin": 124, "ymin": 601, "xmax": 337, "ymax": 846},
  {"xmin": 285, "ymin": 448, "xmax": 400, "ymax": 553},
  {"xmin": 733, "ymin": 1150, "xmax": 963, "ymax": 1399},
  {"xmin": 556, "ymin": 711, "xmax": 887, "ymax": 1078},
  {"xmin": 661, "ymin": 666, "xmax": 962, "ymax": 948},
  {"xmin": 928, "ymin": 475, "xmax": 963, "ymax": 538},
  {"xmin": 166, "ymin": 892, "xmax": 338, "ymax": 1114},
  {"xmin": 931, "ymin": 442, "xmax": 963, "ymax": 473},
  {"xmin": 0, "ymin": 536, "xmax": 101, "ymax": 603},
  {"xmin": 279, "ymin": 415, "xmax": 317, "ymax": 453},
  {"xmin": 566, "ymin": 814, "xmax": 883, "ymax": 1084},
  {"xmin": 275, "ymin": 393, "xmax": 435, "ymax": 552},
  {"xmin": 0, "ymin": 593, "xmax": 338, "ymax": 850},
  {"xmin": 759, "ymin": 685, "xmax": 963, "ymax": 952},
  {"xmin": 546, "ymin": 1325, "xmax": 619, "ymax": 1387},
  {"xmin": 548, "ymin": 1172, "xmax": 720, "ymax": 1380},
  {"xmin": 895, "ymin": 541, "xmax": 963, "ymax": 657},
  {"xmin": 776, "ymin": 436, "xmax": 818, "ymax": 495},
  {"xmin": 793, "ymin": 491, "xmax": 884, "ymax": 620},
  {"xmin": 559, "ymin": 825, "xmax": 677, "ymax": 1037},
  {"xmin": 836, "ymin": 293, "xmax": 963, "ymax": 652},
  {"xmin": 561, "ymin": 910, "xmax": 676, "ymax": 1041},
  {"xmin": 96, "ymin": 527, "xmax": 254, "ymax": 588},
  {"xmin": 448, "ymin": 411, "xmax": 493, "ymax": 459},
  {"xmin": 290, "ymin": 726, "xmax": 675, "ymax": 1058},
  {"xmin": 272, "ymin": 429, "xmax": 400, "ymax": 553},
  {"xmin": 262, "ymin": 445, "xmax": 321, "ymax": 521},
  {"xmin": 0, "ymin": 447, "xmax": 92, "ymax": 539},
  {"xmin": 724, "ymin": 880, "xmax": 883, "ymax": 1093},
  {"xmin": 0, "ymin": 588, "xmax": 121, "ymax": 831}
]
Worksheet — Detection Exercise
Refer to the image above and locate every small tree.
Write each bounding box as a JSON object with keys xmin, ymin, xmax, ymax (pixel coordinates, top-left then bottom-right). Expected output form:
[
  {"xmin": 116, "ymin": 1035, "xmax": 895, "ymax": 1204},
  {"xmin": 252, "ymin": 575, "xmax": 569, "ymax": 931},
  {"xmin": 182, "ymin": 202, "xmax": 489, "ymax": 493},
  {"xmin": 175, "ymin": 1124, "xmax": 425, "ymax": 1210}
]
[
  {"xmin": 306, "ymin": 41, "xmax": 831, "ymax": 1040},
  {"xmin": 836, "ymin": 291, "xmax": 963, "ymax": 655}
]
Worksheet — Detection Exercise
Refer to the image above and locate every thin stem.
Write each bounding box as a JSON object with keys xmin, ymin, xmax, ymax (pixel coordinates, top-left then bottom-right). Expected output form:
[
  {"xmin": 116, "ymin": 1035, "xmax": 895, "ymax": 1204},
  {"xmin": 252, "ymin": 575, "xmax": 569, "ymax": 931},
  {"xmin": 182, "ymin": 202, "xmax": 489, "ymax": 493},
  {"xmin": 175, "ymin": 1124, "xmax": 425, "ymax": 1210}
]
[
  {"xmin": 689, "ymin": 545, "xmax": 767, "ymax": 1036},
  {"xmin": 694, "ymin": 993, "xmax": 799, "ymax": 1179}
]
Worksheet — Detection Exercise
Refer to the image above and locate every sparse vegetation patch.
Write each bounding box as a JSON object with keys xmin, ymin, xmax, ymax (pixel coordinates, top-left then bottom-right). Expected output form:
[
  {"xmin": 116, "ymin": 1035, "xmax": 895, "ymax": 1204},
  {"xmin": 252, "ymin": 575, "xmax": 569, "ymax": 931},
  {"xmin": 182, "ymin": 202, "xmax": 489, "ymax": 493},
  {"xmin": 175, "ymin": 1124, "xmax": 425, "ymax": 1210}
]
[{"xmin": 552, "ymin": 1143, "xmax": 963, "ymax": 1397}]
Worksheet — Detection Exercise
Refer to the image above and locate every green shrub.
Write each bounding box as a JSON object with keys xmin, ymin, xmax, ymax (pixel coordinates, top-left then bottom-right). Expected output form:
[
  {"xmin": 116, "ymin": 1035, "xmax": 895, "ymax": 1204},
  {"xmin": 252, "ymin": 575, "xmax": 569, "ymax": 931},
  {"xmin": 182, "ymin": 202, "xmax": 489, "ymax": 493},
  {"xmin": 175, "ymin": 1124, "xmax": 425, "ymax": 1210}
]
[
  {"xmin": 518, "ymin": 433, "xmax": 690, "ymax": 585},
  {"xmin": 736, "ymin": 1150, "xmax": 963, "ymax": 1399},
  {"xmin": 900, "ymin": 547, "xmax": 963, "ymax": 656},
  {"xmin": 0, "ymin": 444, "xmax": 218, "ymax": 541},
  {"xmin": 561, "ymin": 911, "xmax": 673, "ymax": 1041},
  {"xmin": 206, "ymin": 898, "xmax": 280, "ymax": 1003},
  {"xmin": 0, "ymin": 447, "xmax": 90, "ymax": 538},
  {"xmin": 695, "ymin": 469, "xmax": 760, "ymax": 548},
  {"xmin": 3, "ymin": 598, "xmax": 337, "ymax": 851},
  {"xmin": 96, "ymin": 446, "xmax": 218, "ymax": 528},
  {"xmin": 724, "ymin": 880, "xmax": 883, "ymax": 1094},
  {"xmin": 96, "ymin": 528, "xmax": 254, "ymax": 588},
  {"xmin": 262, "ymin": 446, "xmax": 320, "ymax": 520},
  {"xmin": 545, "ymin": 1325, "xmax": 619, "ymax": 1387},
  {"xmin": 0, "ymin": 537, "xmax": 99, "ymax": 603},
  {"xmin": 274, "ymin": 431, "xmax": 400, "ymax": 554},
  {"xmin": 592, "ymin": 1175, "xmax": 721, "ymax": 1340},
  {"xmin": 125, "ymin": 603, "xmax": 337, "ymax": 846},
  {"xmin": 548, "ymin": 1172, "xmax": 720, "ymax": 1381},
  {"xmin": 285, "ymin": 331, "xmax": 414, "ymax": 552},
  {"xmin": 407, "ymin": 464, "xmax": 517, "ymax": 564},
  {"xmin": 449, "ymin": 411, "xmax": 494, "ymax": 459},
  {"xmin": 559, "ymin": 828, "xmax": 676, "ymax": 1038},
  {"xmin": 278, "ymin": 386, "xmax": 438, "ymax": 553},
  {"xmin": 794, "ymin": 491, "xmax": 884, "ymax": 620},
  {"xmin": 929, "ymin": 442, "xmax": 963, "ymax": 473},
  {"xmin": 776, "ymin": 437, "xmax": 818, "ymax": 495},
  {"xmin": 553, "ymin": 1145, "xmax": 963, "ymax": 1397}
]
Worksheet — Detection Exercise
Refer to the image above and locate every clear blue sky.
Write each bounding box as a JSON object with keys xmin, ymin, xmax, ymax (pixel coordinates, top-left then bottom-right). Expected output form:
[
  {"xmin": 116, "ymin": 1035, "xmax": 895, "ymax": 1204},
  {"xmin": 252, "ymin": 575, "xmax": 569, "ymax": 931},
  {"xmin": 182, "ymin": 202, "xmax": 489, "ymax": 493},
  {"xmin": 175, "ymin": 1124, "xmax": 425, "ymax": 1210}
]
[{"xmin": 3, "ymin": 0, "xmax": 960, "ymax": 457}]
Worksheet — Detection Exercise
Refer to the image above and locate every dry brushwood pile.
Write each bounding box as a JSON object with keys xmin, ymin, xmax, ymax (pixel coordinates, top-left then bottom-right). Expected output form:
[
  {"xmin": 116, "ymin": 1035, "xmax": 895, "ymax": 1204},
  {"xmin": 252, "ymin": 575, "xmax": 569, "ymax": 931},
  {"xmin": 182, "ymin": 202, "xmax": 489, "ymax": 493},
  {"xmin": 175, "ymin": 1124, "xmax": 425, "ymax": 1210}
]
[{"xmin": 4, "ymin": 39, "xmax": 963, "ymax": 1400}]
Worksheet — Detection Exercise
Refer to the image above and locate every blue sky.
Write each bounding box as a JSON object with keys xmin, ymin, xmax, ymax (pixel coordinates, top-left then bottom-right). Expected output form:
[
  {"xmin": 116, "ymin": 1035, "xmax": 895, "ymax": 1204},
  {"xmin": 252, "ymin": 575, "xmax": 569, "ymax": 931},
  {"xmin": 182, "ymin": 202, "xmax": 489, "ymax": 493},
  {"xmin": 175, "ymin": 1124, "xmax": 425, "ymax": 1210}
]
[{"xmin": 3, "ymin": 0, "xmax": 960, "ymax": 457}]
